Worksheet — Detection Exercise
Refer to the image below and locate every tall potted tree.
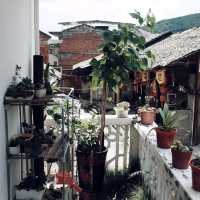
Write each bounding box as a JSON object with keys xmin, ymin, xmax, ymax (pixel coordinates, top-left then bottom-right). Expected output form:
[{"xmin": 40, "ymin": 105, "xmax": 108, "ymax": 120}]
[{"xmin": 76, "ymin": 10, "xmax": 156, "ymax": 194}]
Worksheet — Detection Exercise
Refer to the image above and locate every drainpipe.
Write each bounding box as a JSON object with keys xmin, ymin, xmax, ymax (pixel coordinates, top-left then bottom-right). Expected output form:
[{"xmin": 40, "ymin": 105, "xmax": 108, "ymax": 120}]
[{"xmin": 34, "ymin": 0, "xmax": 40, "ymax": 55}]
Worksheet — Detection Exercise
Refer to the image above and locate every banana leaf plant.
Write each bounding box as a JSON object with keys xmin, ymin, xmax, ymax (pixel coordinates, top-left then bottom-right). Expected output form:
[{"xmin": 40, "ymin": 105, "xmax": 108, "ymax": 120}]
[{"xmin": 90, "ymin": 10, "xmax": 156, "ymax": 150}]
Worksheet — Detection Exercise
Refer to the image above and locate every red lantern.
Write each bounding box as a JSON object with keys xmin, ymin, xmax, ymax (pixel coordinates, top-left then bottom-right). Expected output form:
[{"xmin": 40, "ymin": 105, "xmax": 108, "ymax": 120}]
[{"xmin": 156, "ymin": 70, "xmax": 166, "ymax": 85}]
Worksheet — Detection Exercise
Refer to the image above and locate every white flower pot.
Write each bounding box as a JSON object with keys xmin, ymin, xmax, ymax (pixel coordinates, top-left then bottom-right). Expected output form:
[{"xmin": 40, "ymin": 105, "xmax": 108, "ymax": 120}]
[
  {"xmin": 114, "ymin": 107, "xmax": 129, "ymax": 118},
  {"xmin": 16, "ymin": 189, "xmax": 45, "ymax": 200},
  {"xmin": 35, "ymin": 88, "xmax": 46, "ymax": 98},
  {"xmin": 9, "ymin": 146, "xmax": 20, "ymax": 155}
]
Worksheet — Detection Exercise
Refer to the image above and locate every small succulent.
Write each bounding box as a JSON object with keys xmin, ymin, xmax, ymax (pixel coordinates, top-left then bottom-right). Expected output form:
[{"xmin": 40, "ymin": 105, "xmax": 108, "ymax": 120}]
[
  {"xmin": 192, "ymin": 155, "xmax": 200, "ymax": 168},
  {"xmin": 116, "ymin": 101, "xmax": 130, "ymax": 110},
  {"xmin": 138, "ymin": 105, "xmax": 155, "ymax": 112},
  {"xmin": 171, "ymin": 140, "xmax": 192, "ymax": 152}
]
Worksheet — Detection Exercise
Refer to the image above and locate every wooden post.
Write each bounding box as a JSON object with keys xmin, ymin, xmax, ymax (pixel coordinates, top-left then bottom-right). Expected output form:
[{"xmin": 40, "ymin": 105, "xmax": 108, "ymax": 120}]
[
  {"xmin": 116, "ymin": 86, "xmax": 120, "ymax": 103},
  {"xmin": 90, "ymin": 88, "xmax": 93, "ymax": 104},
  {"xmin": 192, "ymin": 56, "xmax": 200, "ymax": 145},
  {"xmin": 100, "ymin": 81, "xmax": 107, "ymax": 149}
]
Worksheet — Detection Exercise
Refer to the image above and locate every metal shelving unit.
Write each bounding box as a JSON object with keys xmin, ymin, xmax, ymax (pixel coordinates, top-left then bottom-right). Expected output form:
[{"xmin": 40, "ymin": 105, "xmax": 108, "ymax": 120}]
[{"xmin": 4, "ymin": 89, "xmax": 77, "ymax": 200}]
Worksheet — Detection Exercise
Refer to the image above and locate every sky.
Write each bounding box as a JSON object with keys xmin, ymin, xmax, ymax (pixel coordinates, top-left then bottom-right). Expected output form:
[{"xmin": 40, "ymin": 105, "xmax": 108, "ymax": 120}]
[{"xmin": 39, "ymin": 0, "xmax": 200, "ymax": 32}]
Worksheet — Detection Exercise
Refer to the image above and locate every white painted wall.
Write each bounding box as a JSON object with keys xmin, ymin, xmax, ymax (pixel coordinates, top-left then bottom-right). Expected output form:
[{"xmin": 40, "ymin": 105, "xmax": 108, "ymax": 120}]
[{"xmin": 0, "ymin": 0, "xmax": 38, "ymax": 199}]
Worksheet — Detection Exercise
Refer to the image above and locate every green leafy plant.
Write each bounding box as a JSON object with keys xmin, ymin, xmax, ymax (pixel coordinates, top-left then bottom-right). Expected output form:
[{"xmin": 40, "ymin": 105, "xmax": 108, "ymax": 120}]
[
  {"xmin": 18, "ymin": 77, "xmax": 34, "ymax": 90},
  {"xmin": 158, "ymin": 103, "xmax": 179, "ymax": 131},
  {"xmin": 44, "ymin": 64, "xmax": 62, "ymax": 93},
  {"xmin": 90, "ymin": 10, "xmax": 155, "ymax": 150},
  {"xmin": 5, "ymin": 77, "xmax": 34, "ymax": 99},
  {"xmin": 74, "ymin": 117, "xmax": 100, "ymax": 153},
  {"xmin": 171, "ymin": 140, "xmax": 192, "ymax": 152}
]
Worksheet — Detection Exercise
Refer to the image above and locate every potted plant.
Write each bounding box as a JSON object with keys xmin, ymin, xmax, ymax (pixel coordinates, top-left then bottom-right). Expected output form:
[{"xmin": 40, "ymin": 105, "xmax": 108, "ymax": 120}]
[
  {"xmin": 171, "ymin": 140, "xmax": 193, "ymax": 169},
  {"xmin": 75, "ymin": 118, "xmax": 106, "ymax": 192},
  {"xmin": 156, "ymin": 103, "xmax": 178, "ymax": 149},
  {"xmin": 89, "ymin": 11, "xmax": 155, "ymax": 192},
  {"xmin": 9, "ymin": 137, "xmax": 20, "ymax": 155},
  {"xmin": 5, "ymin": 84, "xmax": 19, "ymax": 100},
  {"xmin": 35, "ymin": 83, "xmax": 46, "ymax": 98},
  {"xmin": 19, "ymin": 77, "xmax": 34, "ymax": 91},
  {"xmin": 138, "ymin": 105, "xmax": 156, "ymax": 125},
  {"xmin": 190, "ymin": 156, "xmax": 200, "ymax": 191},
  {"xmin": 22, "ymin": 122, "xmax": 35, "ymax": 133},
  {"xmin": 5, "ymin": 74, "xmax": 34, "ymax": 100},
  {"xmin": 114, "ymin": 101, "xmax": 130, "ymax": 118},
  {"xmin": 15, "ymin": 171, "xmax": 45, "ymax": 200}
]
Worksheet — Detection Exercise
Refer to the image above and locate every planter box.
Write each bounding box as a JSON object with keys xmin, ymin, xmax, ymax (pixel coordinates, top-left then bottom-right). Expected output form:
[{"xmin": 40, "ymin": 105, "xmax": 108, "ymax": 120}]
[{"xmin": 16, "ymin": 189, "xmax": 45, "ymax": 200}]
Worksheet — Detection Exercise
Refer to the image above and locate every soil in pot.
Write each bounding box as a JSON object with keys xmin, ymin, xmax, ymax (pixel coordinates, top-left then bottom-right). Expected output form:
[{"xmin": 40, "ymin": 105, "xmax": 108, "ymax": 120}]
[
  {"xmin": 190, "ymin": 159, "xmax": 200, "ymax": 192},
  {"xmin": 76, "ymin": 147, "xmax": 107, "ymax": 192},
  {"xmin": 156, "ymin": 128, "xmax": 176, "ymax": 149},
  {"xmin": 171, "ymin": 148, "xmax": 192, "ymax": 169}
]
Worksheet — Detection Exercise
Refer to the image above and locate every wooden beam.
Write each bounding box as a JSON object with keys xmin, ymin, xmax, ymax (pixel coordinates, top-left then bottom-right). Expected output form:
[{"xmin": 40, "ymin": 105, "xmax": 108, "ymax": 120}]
[{"xmin": 192, "ymin": 57, "xmax": 200, "ymax": 145}]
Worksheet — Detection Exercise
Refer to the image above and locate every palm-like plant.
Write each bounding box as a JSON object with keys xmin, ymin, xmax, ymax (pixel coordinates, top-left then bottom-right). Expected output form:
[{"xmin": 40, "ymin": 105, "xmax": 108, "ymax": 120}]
[
  {"xmin": 158, "ymin": 103, "xmax": 178, "ymax": 131},
  {"xmin": 90, "ymin": 10, "xmax": 155, "ymax": 149}
]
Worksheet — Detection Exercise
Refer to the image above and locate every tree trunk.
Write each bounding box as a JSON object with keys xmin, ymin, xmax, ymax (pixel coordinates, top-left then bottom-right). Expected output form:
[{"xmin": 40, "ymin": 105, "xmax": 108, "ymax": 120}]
[{"xmin": 100, "ymin": 81, "xmax": 107, "ymax": 150}]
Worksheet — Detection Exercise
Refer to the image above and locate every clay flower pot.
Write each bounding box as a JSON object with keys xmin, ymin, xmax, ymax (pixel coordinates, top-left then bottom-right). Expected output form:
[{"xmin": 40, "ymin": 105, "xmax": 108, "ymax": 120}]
[
  {"xmin": 171, "ymin": 148, "xmax": 192, "ymax": 169},
  {"xmin": 190, "ymin": 159, "xmax": 200, "ymax": 192},
  {"xmin": 156, "ymin": 128, "xmax": 176, "ymax": 149},
  {"xmin": 140, "ymin": 111, "xmax": 155, "ymax": 125}
]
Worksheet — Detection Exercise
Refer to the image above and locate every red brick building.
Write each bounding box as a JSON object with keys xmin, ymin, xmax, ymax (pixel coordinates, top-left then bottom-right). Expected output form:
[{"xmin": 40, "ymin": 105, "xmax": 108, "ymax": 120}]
[
  {"xmin": 40, "ymin": 31, "xmax": 51, "ymax": 64},
  {"xmin": 50, "ymin": 22, "xmax": 114, "ymax": 90}
]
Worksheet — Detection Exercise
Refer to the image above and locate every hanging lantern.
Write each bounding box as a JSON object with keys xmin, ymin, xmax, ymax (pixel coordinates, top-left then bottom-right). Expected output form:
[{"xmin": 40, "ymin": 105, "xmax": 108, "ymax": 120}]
[
  {"xmin": 156, "ymin": 69, "xmax": 166, "ymax": 85},
  {"xmin": 141, "ymin": 71, "xmax": 149, "ymax": 82},
  {"xmin": 151, "ymin": 79, "xmax": 157, "ymax": 96},
  {"xmin": 137, "ymin": 72, "xmax": 142, "ymax": 83}
]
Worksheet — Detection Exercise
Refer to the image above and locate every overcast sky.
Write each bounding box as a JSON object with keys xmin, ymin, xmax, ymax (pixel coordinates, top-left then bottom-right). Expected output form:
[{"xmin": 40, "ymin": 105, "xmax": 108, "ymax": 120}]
[{"xmin": 40, "ymin": 0, "xmax": 200, "ymax": 32}]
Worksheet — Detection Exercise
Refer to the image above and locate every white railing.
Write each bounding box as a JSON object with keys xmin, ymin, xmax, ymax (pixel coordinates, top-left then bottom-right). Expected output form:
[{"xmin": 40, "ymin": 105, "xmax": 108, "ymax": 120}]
[
  {"xmin": 46, "ymin": 114, "xmax": 134, "ymax": 175},
  {"xmin": 80, "ymin": 114, "xmax": 133, "ymax": 173},
  {"xmin": 104, "ymin": 115, "xmax": 132, "ymax": 173}
]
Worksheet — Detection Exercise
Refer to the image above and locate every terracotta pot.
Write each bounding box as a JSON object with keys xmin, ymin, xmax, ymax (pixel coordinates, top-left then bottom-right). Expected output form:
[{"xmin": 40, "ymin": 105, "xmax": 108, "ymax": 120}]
[
  {"xmin": 156, "ymin": 128, "xmax": 176, "ymax": 149},
  {"xmin": 76, "ymin": 147, "xmax": 107, "ymax": 192},
  {"xmin": 190, "ymin": 159, "xmax": 200, "ymax": 192},
  {"xmin": 140, "ymin": 111, "xmax": 155, "ymax": 125},
  {"xmin": 171, "ymin": 148, "xmax": 192, "ymax": 169}
]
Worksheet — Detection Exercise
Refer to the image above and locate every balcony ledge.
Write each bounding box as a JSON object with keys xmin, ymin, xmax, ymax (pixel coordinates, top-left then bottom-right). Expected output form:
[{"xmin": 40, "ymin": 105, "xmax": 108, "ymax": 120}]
[{"xmin": 132, "ymin": 122, "xmax": 200, "ymax": 200}]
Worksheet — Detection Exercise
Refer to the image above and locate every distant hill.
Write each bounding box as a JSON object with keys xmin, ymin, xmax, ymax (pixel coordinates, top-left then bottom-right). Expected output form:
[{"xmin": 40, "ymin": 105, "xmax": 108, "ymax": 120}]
[{"xmin": 154, "ymin": 13, "xmax": 200, "ymax": 33}]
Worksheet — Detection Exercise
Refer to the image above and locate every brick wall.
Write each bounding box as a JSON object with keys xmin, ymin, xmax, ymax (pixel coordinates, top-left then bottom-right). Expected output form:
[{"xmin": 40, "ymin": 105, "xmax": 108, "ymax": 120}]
[
  {"xmin": 58, "ymin": 25, "xmax": 103, "ymax": 90},
  {"xmin": 40, "ymin": 31, "xmax": 50, "ymax": 64},
  {"xmin": 58, "ymin": 24, "xmax": 103, "ymax": 68}
]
